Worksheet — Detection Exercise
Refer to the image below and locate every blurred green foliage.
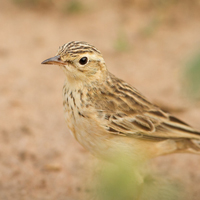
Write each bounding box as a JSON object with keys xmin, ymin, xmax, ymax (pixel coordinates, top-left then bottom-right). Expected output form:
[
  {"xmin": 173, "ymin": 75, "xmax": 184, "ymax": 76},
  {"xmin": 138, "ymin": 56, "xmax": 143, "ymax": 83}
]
[
  {"xmin": 11, "ymin": 0, "xmax": 85, "ymax": 13},
  {"xmin": 96, "ymin": 163, "xmax": 139, "ymax": 199},
  {"xmin": 12, "ymin": 0, "xmax": 51, "ymax": 8},
  {"xmin": 10, "ymin": 0, "xmax": 200, "ymax": 10},
  {"xmin": 182, "ymin": 52, "xmax": 200, "ymax": 100},
  {"xmin": 140, "ymin": 18, "xmax": 161, "ymax": 37},
  {"xmin": 62, "ymin": 0, "xmax": 85, "ymax": 14},
  {"xmin": 94, "ymin": 154, "xmax": 184, "ymax": 200},
  {"xmin": 114, "ymin": 31, "xmax": 130, "ymax": 52}
]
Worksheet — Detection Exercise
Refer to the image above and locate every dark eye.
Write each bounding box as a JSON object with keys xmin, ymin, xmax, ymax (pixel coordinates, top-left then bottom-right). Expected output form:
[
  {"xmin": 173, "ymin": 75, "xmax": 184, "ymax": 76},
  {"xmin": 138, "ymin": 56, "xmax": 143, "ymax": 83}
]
[{"xmin": 79, "ymin": 57, "xmax": 88, "ymax": 65}]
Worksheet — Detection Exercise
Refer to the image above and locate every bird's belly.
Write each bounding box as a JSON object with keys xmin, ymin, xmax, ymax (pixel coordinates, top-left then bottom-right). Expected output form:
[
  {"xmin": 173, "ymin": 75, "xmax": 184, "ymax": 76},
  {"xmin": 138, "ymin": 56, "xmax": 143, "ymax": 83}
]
[
  {"xmin": 64, "ymin": 110, "xmax": 150, "ymax": 160},
  {"xmin": 63, "ymin": 108, "xmax": 110, "ymax": 156},
  {"xmin": 63, "ymin": 107, "xmax": 177, "ymax": 162}
]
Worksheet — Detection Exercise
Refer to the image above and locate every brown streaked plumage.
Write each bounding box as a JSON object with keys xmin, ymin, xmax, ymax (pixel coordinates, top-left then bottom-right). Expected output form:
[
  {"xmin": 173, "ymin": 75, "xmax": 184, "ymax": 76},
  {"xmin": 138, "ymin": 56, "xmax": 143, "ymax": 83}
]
[{"xmin": 42, "ymin": 41, "xmax": 200, "ymax": 163}]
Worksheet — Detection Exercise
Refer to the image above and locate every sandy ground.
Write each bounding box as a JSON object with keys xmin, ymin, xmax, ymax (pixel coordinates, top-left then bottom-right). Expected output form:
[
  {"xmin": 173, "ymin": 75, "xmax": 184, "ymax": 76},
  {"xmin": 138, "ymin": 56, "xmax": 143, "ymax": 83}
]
[{"xmin": 1, "ymin": 1, "xmax": 200, "ymax": 199}]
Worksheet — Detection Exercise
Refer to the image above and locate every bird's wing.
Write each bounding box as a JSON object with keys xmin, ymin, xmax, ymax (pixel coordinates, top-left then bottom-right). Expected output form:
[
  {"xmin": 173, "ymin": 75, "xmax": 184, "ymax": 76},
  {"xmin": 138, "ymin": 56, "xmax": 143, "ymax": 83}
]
[
  {"xmin": 106, "ymin": 109, "xmax": 200, "ymax": 140},
  {"xmin": 103, "ymin": 74, "xmax": 200, "ymax": 140}
]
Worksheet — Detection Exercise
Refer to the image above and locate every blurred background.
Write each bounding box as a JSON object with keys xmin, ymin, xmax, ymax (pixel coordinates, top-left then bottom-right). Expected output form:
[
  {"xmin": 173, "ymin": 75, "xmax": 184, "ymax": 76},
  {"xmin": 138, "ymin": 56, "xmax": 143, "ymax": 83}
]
[{"xmin": 0, "ymin": 0, "xmax": 200, "ymax": 199}]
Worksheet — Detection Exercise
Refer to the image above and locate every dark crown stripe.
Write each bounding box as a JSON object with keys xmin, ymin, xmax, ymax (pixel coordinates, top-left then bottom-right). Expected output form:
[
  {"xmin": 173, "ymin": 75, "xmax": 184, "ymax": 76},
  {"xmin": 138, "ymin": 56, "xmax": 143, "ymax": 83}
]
[{"xmin": 58, "ymin": 41, "xmax": 101, "ymax": 55}]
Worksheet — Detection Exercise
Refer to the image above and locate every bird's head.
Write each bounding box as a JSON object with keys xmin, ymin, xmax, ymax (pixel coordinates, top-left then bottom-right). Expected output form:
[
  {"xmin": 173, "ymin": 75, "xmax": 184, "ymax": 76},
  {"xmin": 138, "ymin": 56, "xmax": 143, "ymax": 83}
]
[{"xmin": 42, "ymin": 41, "xmax": 107, "ymax": 83}]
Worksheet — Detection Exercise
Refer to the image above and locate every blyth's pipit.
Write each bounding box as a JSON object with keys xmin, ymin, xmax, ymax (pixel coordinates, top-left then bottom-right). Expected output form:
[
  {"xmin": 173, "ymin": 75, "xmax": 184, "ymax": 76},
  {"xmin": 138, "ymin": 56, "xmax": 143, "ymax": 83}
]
[{"xmin": 42, "ymin": 41, "xmax": 200, "ymax": 164}]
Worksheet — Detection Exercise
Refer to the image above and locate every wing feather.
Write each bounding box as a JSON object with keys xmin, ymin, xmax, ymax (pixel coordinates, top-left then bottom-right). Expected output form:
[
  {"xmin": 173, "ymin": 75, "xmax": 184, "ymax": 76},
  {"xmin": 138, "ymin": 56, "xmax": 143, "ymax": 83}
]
[{"xmin": 102, "ymin": 74, "xmax": 200, "ymax": 141}]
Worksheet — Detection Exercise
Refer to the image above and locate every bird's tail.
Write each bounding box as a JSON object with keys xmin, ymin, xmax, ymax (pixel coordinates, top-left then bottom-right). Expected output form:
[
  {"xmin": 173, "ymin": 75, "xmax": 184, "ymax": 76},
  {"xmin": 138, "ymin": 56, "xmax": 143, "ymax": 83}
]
[{"xmin": 176, "ymin": 139, "xmax": 200, "ymax": 154}]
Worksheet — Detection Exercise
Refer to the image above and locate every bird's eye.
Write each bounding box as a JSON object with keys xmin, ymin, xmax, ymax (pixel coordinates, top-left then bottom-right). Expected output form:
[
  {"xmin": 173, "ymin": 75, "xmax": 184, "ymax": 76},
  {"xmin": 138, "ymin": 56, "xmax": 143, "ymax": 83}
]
[{"xmin": 79, "ymin": 57, "xmax": 88, "ymax": 65}]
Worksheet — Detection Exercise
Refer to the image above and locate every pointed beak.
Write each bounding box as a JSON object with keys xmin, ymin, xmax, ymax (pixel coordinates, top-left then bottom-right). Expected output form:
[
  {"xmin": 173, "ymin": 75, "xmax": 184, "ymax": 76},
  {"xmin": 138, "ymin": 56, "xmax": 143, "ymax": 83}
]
[{"xmin": 41, "ymin": 55, "xmax": 65, "ymax": 65}]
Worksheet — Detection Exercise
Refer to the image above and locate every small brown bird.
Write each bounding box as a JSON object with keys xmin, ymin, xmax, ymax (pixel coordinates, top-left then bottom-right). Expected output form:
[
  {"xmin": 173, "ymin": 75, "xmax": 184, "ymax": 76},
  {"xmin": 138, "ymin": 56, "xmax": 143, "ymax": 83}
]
[{"xmin": 42, "ymin": 41, "xmax": 200, "ymax": 164}]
